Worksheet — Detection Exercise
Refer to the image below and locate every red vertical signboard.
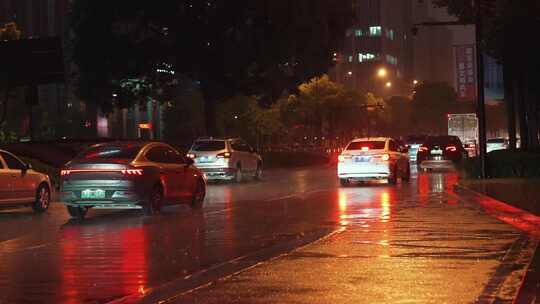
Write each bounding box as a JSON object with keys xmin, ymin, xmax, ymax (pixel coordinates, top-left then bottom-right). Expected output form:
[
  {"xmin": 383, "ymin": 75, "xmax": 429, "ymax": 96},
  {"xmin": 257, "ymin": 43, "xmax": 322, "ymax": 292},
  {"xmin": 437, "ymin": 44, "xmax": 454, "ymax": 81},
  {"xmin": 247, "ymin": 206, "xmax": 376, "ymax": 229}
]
[{"xmin": 455, "ymin": 44, "xmax": 476, "ymax": 101}]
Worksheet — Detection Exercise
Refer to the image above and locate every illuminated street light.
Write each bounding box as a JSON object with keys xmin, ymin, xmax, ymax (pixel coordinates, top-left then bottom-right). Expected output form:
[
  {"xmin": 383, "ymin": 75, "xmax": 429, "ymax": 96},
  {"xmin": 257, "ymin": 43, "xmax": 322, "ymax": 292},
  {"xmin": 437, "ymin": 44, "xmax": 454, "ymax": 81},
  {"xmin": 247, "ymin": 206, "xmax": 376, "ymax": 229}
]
[
  {"xmin": 413, "ymin": 79, "xmax": 419, "ymax": 85},
  {"xmin": 385, "ymin": 82, "xmax": 392, "ymax": 88},
  {"xmin": 347, "ymin": 71, "xmax": 353, "ymax": 76},
  {"xmin": 234, "ymin": 115, "xmax": 238, "ymax": 119},
  {"xmin": 377, "ymin": 68, "xmax": 387, "ymax": 78}
]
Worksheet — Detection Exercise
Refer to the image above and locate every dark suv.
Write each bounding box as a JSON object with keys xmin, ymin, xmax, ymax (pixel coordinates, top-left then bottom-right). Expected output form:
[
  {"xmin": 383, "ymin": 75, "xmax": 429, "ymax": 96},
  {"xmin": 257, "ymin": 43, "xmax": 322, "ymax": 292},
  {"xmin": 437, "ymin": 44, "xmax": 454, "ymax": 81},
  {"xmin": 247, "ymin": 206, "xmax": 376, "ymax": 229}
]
[{"xmin": 416, "ymin": 135, "xmax": 467, "ymax": 170}]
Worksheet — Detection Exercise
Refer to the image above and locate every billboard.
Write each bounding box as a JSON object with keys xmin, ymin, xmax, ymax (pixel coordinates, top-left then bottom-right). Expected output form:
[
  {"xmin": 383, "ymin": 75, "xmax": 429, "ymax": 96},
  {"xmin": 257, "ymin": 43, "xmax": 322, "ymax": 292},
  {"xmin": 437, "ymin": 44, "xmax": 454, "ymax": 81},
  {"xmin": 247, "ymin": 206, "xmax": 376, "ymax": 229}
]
[{"xmin": 455, "ymin": 44, "xmax": 476, "ymax": 101}]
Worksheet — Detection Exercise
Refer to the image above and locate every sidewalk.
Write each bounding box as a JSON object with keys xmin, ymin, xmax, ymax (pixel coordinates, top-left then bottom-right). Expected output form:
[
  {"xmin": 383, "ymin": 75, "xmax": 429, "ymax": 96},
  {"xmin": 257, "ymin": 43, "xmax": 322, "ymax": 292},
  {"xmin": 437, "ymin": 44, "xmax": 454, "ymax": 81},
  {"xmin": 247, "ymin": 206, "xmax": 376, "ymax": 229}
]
[
  {"xmin": 460, "ymin": 178, "xmax": 540, "ymax": 216},
  {"xmin": 164, "ymin": 187, "xmax": 536, "ymax": 304}
]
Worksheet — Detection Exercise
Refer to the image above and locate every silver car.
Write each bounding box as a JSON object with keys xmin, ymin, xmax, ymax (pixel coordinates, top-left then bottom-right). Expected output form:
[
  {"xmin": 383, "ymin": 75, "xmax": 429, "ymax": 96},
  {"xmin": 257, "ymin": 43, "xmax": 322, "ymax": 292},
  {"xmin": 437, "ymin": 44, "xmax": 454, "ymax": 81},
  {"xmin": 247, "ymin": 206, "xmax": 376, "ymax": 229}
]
[
  {"xmin": 187, "ymin": 137, "xmax": 263, "ymax": 182},
  {"xmin": 60, "ymin": 142, "xmax": 206, "ymax": 219},
  {"xmin": 0, "ymin": 149, "xmax": 52, "ymax": 213}
]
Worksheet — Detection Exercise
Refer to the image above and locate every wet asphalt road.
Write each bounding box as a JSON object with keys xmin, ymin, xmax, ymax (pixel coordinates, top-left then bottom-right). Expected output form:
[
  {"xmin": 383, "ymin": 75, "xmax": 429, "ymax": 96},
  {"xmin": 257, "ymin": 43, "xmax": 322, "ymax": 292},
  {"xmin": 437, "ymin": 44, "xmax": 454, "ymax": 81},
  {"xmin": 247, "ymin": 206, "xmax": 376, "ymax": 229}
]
[{"xmin": 0, "ymin": 166, "xmax": 533, "ymax": 303}]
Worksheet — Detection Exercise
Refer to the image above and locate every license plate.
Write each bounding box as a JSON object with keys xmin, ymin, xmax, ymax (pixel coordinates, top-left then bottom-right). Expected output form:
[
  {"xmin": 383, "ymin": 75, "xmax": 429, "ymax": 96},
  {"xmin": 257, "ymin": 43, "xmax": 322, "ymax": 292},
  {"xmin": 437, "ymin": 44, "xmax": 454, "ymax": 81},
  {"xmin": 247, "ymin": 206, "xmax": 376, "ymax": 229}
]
[
  {"xmin": 431, "ymin": 149, "xmax": 443, "ymax": 155},
  {"xmin": 81, "ymin": 189, "xmax": 106, "ymax": 199},
  {"xmin": 354, "ymin": 156, "xmax": 370, "ymax": 162},
  {"xmin": 198, "ymin": 157, "xmax": 213, "ymax": 163}
]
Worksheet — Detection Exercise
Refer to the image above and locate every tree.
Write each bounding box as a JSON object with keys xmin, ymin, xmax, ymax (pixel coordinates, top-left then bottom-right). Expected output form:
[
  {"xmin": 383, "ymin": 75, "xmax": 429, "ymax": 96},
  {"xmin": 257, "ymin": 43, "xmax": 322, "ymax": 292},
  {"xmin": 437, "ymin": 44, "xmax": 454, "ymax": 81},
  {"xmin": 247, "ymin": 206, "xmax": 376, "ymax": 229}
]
[
  {"xmin": 434, "ymin": 0, "xmax": 540, "ymax": 149},
  {"xmin": 69, "ymin": 0, "xmax": 355, "ymax": 135},
  {"xmin": 410, "ymin": 82, "xmax": 469, "ymax": 135},
  {"xmin": 277, "ymin": 75, "xmax": 366, "ymax": 140},
  {"xmin": 0, "ymin": 22, "xmax": 22, "ymax": 128}
]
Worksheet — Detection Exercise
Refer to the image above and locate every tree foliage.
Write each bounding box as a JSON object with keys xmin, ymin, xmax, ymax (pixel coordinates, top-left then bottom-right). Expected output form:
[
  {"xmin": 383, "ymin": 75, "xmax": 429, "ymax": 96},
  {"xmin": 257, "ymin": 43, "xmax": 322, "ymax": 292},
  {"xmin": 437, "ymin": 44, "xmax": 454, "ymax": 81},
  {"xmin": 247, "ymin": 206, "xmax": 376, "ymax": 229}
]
[{"xmin": 69, "ymin": 0, "xmax": 354, "ymax": 133}]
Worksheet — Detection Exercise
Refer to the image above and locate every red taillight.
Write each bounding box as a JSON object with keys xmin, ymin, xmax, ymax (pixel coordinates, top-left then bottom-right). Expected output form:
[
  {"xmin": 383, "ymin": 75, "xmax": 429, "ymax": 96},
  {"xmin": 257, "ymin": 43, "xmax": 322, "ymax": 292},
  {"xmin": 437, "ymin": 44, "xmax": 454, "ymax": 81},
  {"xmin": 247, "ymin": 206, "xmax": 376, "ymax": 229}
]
[
  {"xmin": 186, "ymin": 153, "xmax": 196, "ymax": 159},
  {"xmin": 60, "ymin": 170, "xmax": 71, "ymax": 176},
  {"xmin": 445, "ymin": 146, "xmax": 457, "ymax": 152},
  {"xmin": 217, "ymin": 152, "xmax": 231, "ymax": 159},
  {"xmin": 418, "ymin": 146, "xmax": 429, "ymax": 152},
  {"xmin": 121, "ymin": 169, "xmax": 143, "ymax": 175}
]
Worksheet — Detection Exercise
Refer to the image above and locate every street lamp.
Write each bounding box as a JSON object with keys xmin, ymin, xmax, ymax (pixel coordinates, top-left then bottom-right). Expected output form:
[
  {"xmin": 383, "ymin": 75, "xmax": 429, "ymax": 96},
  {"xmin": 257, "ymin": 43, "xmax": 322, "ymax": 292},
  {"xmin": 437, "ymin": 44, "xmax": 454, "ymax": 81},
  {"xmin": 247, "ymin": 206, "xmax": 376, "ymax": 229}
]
[
  {"xmin": 377, "ymin": 68, "xmax": 387, "ymax": 78},
  {"xmin": 413, "ymin": 80, "xmax": 419, "ymax": 85},
  {"xmin": 385, "ymin": 82, "xmax": 392, "ymax": 88},
  {"xmin": 347, "ymin": 71, "xmax": 353, "ymax": 76}
]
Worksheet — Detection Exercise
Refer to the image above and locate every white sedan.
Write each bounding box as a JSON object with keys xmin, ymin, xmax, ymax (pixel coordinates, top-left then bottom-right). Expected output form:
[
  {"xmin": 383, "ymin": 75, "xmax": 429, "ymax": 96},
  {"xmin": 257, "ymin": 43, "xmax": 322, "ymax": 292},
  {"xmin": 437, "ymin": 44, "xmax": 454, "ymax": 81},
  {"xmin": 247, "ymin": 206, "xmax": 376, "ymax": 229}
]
[{"xmin": 337, "ymin": 137, "xmax": 410, "ymax": 186}]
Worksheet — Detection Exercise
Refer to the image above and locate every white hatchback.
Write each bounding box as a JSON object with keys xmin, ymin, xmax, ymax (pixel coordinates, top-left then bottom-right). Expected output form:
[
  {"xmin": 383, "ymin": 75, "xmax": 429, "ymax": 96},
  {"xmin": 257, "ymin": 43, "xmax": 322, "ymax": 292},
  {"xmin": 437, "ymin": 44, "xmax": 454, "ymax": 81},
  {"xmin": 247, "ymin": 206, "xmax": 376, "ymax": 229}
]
[{"xmin": 337, "ymin": 137, "xmax": 410, "ymax": 186}]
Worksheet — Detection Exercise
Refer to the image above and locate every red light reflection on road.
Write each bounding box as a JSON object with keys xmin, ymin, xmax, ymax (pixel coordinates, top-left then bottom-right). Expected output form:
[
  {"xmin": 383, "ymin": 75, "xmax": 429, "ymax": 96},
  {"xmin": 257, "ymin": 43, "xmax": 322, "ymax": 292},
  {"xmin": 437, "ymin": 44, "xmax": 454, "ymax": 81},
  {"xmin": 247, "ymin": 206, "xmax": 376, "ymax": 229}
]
[{"xmin": 60, "ymin": 225, "xmax": 148, "ymax": 303}]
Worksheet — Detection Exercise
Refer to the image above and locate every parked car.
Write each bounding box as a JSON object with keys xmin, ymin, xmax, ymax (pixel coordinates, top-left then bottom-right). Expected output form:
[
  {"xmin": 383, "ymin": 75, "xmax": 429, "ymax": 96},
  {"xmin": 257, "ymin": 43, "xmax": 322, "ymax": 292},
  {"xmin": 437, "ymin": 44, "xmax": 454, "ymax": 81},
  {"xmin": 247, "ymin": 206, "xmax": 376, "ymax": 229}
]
[
  {"xmin": 403, "ymin": 135, "xmax": 427, "ymax": 162},
  {"xmin": 186, "ymin": 137, "xmax": 263, "ymax": 182},
  {"xmin": 0, "ymin": 149, "xmax": 51, "ymax": 213},
  {"xmin": 337, "ymin": 137, "xmax": 410, "ymax": 186},
  {"xmin": 487, "ymin": 138, "xmax": 508, "ymax": 153},
  {"xmin": 417, "ymin": 135, "xmax": 467, "ymax": 170},
  {"xmin": 59, "ymin": 142, "xmax": 206, "ymax": 219}
]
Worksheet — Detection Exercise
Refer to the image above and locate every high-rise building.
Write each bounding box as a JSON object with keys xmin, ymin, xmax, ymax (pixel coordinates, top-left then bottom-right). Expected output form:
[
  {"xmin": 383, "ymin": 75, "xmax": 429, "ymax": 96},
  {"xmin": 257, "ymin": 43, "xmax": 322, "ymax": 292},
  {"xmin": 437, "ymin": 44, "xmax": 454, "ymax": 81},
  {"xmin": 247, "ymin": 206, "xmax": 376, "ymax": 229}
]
[
  {"xmin": 0, "ymin": 0, "xmax": 68, "ymax": 37},
  {"xmin": 331, "ymin": 0, "xmax": 414, "ymax": 96}
]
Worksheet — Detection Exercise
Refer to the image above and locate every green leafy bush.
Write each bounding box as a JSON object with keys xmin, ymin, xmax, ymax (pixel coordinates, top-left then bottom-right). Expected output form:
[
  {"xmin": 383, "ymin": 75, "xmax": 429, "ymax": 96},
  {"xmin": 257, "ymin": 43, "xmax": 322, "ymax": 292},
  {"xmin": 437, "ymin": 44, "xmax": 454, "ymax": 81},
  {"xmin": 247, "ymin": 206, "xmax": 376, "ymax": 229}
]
[{"xmin": 463, "ymin": 150, "xmax": 540, "ymax": 179}]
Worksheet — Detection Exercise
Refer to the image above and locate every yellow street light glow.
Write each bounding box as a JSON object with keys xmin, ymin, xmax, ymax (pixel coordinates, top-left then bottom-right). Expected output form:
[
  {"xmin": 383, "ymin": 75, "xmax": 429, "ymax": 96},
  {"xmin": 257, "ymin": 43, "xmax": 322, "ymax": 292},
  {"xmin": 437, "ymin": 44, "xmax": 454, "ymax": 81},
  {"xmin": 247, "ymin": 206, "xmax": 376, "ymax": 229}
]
[
  {"xmin": 347, "ymin": 71, "xmax": 353, "ymax": 75},
  {"xmin": 413, "ymin": 79, "xmax": 419, "ymax": 85},
  {"xmin": 385, "ymin": 82, "xmax": 392, "ymax": 88},
  {"xmin": 377, "ymin": 68, "xmax": 387, "ymax": 78}
]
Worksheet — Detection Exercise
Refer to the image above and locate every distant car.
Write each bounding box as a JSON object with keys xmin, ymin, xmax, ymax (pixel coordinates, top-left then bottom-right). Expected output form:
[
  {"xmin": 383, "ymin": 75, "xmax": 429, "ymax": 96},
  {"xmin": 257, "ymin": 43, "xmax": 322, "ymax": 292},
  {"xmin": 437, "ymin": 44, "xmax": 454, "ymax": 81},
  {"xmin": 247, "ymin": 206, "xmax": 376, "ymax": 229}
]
[
  {"xmin": 403, "ymin": 135, "xmax": 427, "ymax": 162},
  {"xmin": 0, "ymin": 149, "xmax": 51, "ymax": 213},
  {"xmin": 59, "ymin": 142, "xmax": 206, "ymax": 219},
  {"xmin": 337, "ymin": 137, "xmax": 410, "ymax": 186},
  {"xmin": 186, "ymin": 137, "xmax": 263, "ymax": 182},
  {"xmin": 487, "ymin": 138, "xmax": 508, "ymax": 153},
  {"xmin": 417, "ymin": 135, "xmax": 467, "ymax": 170}
]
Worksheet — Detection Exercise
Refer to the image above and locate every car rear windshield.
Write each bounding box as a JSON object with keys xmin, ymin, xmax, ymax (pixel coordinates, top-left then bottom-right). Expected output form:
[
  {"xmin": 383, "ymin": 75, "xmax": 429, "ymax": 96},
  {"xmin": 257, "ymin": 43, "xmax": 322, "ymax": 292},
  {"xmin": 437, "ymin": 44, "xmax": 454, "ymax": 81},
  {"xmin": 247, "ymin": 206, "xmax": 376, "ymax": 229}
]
[
  {"xmin": 425, "ymin": 136, "xmax": 459, "ymax": 145},
  {"xmin": 346, "ymin": 141, "xmax": 385, "ymax": 150},
  {"xmin": 192, "ymin": 140, "xmax": 226, "ymax": 151},
  {"xmin": 78, "ymin": 145, "xmax": 143, "ymax": 160}
]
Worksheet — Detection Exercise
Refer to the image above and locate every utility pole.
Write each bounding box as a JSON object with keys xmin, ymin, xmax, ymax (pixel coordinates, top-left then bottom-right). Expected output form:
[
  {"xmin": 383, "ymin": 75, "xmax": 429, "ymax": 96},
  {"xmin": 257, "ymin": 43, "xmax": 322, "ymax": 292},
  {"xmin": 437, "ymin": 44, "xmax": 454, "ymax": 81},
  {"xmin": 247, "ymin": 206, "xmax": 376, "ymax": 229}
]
[{"xmin": 474, "ymin": 0, "xmax": 487, "ymax": 178}]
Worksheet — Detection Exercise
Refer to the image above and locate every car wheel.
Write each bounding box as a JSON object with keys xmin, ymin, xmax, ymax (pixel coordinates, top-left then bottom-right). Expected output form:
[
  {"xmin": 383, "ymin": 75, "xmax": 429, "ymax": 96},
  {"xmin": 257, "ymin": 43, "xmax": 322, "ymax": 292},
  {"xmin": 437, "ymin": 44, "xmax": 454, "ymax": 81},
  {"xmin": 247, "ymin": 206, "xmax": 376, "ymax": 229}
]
[
  {"xmin": 235, "ymin": 166, "xmax": 243, "ymax": 183},
  {"xmin": 191, "ymin": 179, "xmax": 206, "ymax": 209},
  {"xmin": 339, "ymin": 178, "xmax": 349, "ymax": 187},
  {"xmin": 254, "ymin": 163, "xmax": 263, "ymax": 181},
  {"xmin": 144, "ymin": 185, "xmax": 163, "ymax": 216},
  {"xmin": 403, "ymin": 164, "xmax": 411, "ymax": 182},
  {"xmin": 388, "ymin": 167, "xmax": 397, "ymax": 185},
  {"xmin": 32, "ymin": 183, "xmax": 50, "ymax": 213},
  {"xmin": 67, "ymin": 206, "xmax": 87, "ymax": 220}
]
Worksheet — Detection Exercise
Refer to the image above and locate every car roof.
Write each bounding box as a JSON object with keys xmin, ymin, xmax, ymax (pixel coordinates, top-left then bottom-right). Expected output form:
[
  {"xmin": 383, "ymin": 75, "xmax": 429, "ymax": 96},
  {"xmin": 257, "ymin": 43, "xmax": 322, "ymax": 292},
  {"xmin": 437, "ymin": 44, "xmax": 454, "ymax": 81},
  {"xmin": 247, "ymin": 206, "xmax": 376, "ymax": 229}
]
[
  {"xmin": 350, "ymin": 137, "xmax": 390, "ymax": 142},
  {"xmin": 195, "ymin": 137, "xmax": 240, "ymax": 142}
]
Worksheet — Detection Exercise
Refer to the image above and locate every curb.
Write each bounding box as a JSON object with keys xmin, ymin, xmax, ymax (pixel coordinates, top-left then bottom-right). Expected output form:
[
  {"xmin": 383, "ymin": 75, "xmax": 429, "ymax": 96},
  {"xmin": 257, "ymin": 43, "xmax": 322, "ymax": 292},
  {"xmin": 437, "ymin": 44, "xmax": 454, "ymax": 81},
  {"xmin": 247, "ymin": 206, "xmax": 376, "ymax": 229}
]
[
  {"xmin": 454, "ymin": 183, "xmax": 540, "ymax": 304},
  {"xmin": 453, "ymin": 184, "xmax": 540, "ymax": 239}
]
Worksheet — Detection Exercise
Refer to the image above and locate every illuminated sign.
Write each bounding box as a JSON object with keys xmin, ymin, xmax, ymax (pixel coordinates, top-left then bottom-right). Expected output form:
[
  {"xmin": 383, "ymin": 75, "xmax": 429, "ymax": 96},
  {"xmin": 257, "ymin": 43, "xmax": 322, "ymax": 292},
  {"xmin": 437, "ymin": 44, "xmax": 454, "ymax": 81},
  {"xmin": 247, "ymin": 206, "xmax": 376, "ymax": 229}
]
[
  {"xmin": 455, "ymin": 44, "xmax": 476, "ymax": 101},
  {"xmin": 138, "ymin": 123, "xmax": 152, "ymax": 129}
]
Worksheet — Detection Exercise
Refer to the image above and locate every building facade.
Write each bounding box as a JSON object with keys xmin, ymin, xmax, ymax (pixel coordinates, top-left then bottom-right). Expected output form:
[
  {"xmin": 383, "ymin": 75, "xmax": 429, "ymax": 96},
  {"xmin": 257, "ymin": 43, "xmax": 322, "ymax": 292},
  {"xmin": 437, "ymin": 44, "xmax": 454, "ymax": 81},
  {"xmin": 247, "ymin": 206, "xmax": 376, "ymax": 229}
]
[{"xmin": 331, "ymin": 0, "xmax": 414, "ymax": 96}]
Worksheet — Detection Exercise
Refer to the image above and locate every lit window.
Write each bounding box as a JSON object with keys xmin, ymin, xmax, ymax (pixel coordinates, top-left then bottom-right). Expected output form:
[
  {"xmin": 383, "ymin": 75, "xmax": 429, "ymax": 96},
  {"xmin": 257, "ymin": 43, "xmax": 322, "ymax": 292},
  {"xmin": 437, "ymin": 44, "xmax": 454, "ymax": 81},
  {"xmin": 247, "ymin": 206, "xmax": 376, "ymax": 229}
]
[
  {"xmin": 358, "ymin": 53, "xmax": 376, "ymax": 63},
  {"xmin": 369, "ymin": 26, "xmax": 382, "ymax": 37},
  {"xmin": 355, "ymin": 29, "xmax": 363, "ymax": 37},
  {"xmin": 386, "ymin": 29, "xmax": 395, "ymax": 40},
  {"xmin": 386, "ymin": 55, "xmax": 397, "ymax": 65}
]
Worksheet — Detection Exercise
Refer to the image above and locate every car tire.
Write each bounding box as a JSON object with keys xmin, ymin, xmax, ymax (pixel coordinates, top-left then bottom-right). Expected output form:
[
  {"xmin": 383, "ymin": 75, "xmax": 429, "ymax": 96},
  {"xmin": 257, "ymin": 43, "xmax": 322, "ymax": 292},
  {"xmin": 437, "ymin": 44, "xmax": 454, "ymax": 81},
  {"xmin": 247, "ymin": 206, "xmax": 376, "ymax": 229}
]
[
  {"xmin": 340, "ymin": 178, "xmax": 349, "ymax": 187},
  {"xmin": 67, "ymin": 206, "xmax": 87, "ymax": 220},
  {"xmin": 254, "ymin": 163, "xmax": 263, "ymax": 181},
  {"xmin": 191, "ymin": 179, "xmax": 206, "ymax": 209},
  {"xmin": 235, "ymin": 166, "xmax": 243, "ymax": 183},
  {"xmin": 388, "ymin": 167, "xmax": 397, "ymax": 185},
  {"xmin": 32, "ymin": 183, "xmax": 50, "ymax": 213},
  {"xmin": 144, "ymin": 185, "xmax": 163, "ymax": 216},
  {"xmin": 403, "ymin": 164, "xmax": 411, "ymax": 182}
]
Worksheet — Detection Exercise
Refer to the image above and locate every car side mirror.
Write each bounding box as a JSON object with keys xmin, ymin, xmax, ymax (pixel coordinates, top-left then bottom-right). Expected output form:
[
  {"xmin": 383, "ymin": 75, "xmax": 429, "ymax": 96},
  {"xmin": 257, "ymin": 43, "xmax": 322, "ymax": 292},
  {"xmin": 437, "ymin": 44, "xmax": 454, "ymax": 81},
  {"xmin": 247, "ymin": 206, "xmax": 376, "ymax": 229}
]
[{"xmin": 186, "ymin": 158, "xmax": 195, "ymax": 166}]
